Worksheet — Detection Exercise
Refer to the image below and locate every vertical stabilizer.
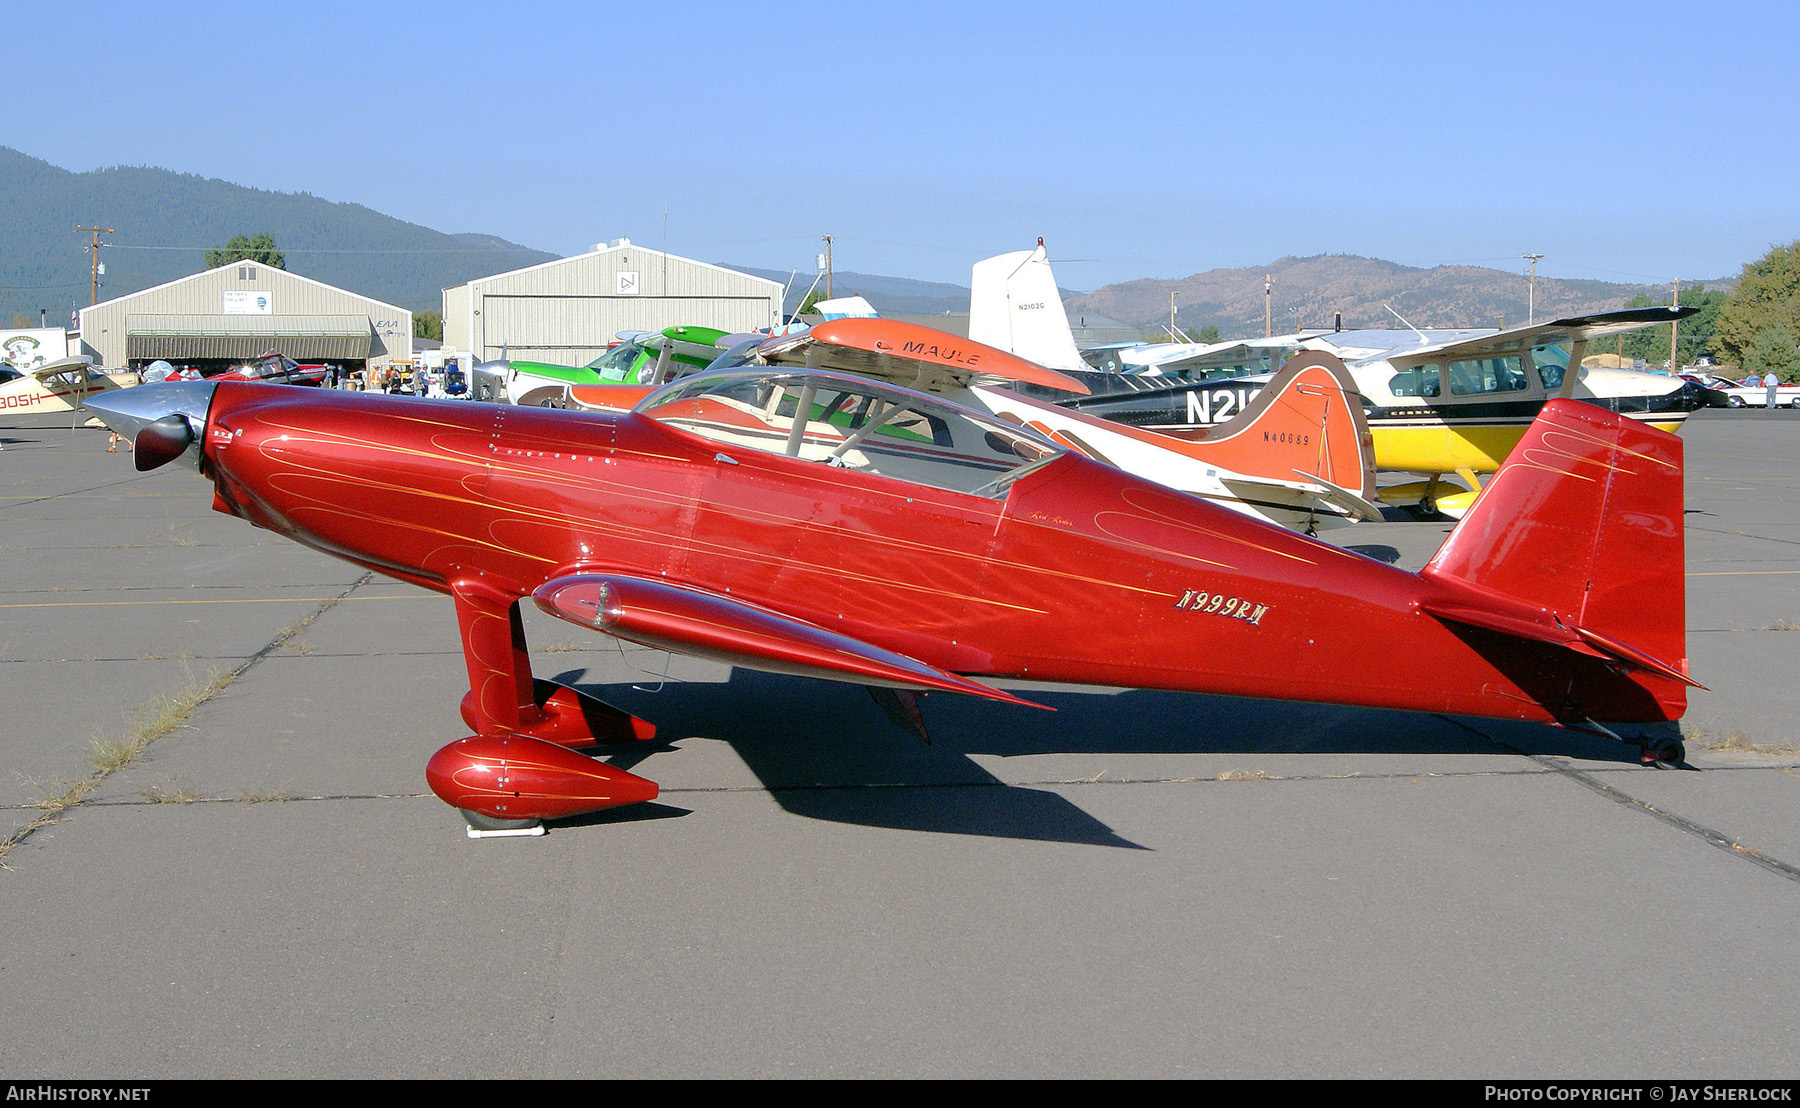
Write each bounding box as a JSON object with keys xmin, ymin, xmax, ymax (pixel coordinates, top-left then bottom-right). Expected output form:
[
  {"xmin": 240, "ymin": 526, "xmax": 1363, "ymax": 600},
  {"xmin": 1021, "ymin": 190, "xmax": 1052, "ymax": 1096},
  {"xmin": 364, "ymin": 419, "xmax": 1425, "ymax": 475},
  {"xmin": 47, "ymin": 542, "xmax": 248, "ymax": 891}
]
[
  {"xmin": 1420, "ymin": 399, "xmax": 1692, "ymax": 716},
  {"xmin": 1165, "ymin": 352, "xmax": 1377, "ymax": 502},
  {"xmin": 969, "ymin": 243, "xmax": 1086, "ymax": 372}
]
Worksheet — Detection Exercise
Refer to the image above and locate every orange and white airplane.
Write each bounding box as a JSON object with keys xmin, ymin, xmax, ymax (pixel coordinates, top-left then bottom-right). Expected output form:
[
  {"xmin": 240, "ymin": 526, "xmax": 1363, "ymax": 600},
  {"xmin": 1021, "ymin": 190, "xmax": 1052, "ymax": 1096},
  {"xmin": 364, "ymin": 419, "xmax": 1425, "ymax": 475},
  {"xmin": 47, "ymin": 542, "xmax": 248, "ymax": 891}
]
[
  {"xmin": 566, "ymin": 317, "xmax": 1380, "ymax": 533},
  {"xmin": 0, "ymin": 355, "xmax": 127, "ymax": 415}
]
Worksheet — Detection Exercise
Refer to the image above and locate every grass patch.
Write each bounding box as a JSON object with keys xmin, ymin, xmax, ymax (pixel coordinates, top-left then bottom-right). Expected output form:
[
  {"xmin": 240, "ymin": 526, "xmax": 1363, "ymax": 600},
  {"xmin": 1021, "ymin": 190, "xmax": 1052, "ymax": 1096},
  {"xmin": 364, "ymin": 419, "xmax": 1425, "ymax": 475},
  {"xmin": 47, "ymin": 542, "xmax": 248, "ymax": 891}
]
[
  {"xmin": 142, "ymin": 785, "xmax": 201, "ymax": 804},
  {"xmin": 31, "ymin": 777, "xmax": 90, "ymax": 812},
  {"xmin": 538, "ymin": 641, "xmax": 588, "ymax": 653},
  {"xmin": 1213, "ymin": 770, "xmax": 1272, "ymax": 782},
  {"xmin": 1683, "ymin": 723, "xmax": 1800, "ymax": 756},
  {"xmin": 4, "ymin": 666, "xmax": 235, "ymax": 865},
  {"xmin": 1771, "ymin": 619, "xmax": 1800, "ymax": 631},
  {"xmin": 0, "ymin": 573, "xmax": 369, "ymax": 867},
  {"xmin": 86, "ymin": 667, "xmax": 233, "ymax": 775}
]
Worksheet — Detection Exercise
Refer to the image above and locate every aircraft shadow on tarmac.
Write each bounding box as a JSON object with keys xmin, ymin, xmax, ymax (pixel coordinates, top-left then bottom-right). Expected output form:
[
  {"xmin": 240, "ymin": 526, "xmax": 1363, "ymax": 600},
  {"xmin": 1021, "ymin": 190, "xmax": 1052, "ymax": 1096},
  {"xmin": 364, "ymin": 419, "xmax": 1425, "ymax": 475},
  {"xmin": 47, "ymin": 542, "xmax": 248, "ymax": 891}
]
[{"xmin": 544, "ymin": 665, "xmax": 1657, "ymax": 849}]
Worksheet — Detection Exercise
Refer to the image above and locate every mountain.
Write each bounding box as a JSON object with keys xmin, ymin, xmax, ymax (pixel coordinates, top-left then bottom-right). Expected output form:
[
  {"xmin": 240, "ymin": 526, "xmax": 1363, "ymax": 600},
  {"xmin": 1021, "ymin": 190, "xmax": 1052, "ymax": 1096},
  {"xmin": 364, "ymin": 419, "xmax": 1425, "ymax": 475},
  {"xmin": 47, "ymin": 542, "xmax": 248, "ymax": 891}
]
[
  {"xmin": 0, "ymin": 147, "xmax": 557, "ymax": 321},
  {"xmin": 725, "ymin": 265, "xmax": 973, "ymax": 317},
  {"xmin": 1067, "ymin": 254, "xmax": 1729, "ymax": 337},
  {"xmin": 1, "ymin": 147, "xmax": 1727, "ymax": 339}
]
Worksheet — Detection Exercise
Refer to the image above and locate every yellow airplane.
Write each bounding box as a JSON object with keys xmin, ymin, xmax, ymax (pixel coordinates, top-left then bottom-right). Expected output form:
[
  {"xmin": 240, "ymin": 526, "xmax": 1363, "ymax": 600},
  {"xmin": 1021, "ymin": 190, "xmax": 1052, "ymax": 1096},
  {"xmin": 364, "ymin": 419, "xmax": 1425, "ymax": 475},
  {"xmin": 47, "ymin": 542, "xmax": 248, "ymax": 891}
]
[
  {"xmin": 1306, "ymin": 309, "xmax": 1703, "ymax": 515},
  {"xmin": 1051, "ymin": 309, "xmax": 1705, "ymax": 518}
]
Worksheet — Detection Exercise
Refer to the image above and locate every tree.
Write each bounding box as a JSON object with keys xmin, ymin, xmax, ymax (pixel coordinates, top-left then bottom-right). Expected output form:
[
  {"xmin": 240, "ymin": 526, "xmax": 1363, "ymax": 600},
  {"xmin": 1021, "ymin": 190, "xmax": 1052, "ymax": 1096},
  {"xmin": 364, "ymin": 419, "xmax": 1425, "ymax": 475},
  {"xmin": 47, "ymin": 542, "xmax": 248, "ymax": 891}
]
[
  {"xmin": 1606, "ymin": 289, "xmax": 1729, "ymax": 367},
  {"xmin": 1714, "ymin": 240, "xmax": 1800, "ymax": 365},
  {"xmin": 797, "ymin": 289, "xmax": 825, "ymax": 316},
  {"xmin": 1165, "ymin": 324, "xmax": 1220, "ymax": 343},
  {"xmin": 206, "ymin": 233, "xmax": 285, "ymax": 270},
  {"xmin": 1742, "ymin": 325, "xmax": 1800, "ymax": 383},
  {"xmin": 414, "ymin": 309, "xmax": 443, "ymax": 341}
]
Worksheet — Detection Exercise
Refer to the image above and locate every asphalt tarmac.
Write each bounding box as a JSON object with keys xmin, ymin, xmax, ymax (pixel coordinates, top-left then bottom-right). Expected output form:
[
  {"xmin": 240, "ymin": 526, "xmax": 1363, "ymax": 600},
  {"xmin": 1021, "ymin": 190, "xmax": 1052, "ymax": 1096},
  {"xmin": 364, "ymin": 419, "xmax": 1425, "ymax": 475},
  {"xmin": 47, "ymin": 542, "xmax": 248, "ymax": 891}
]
[{"xmin": 2, "ymin": 404, "xmax": 1796, "ymax": 1079}]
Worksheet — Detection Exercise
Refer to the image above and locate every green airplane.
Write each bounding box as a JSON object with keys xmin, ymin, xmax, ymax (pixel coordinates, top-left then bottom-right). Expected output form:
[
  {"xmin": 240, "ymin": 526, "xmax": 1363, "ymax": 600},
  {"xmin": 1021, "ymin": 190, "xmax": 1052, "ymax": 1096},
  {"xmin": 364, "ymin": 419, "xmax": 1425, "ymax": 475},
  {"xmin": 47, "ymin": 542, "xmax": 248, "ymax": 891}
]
[{"xmin": 473, "ymin": 325, "xmax": 734, "ymax": 406}]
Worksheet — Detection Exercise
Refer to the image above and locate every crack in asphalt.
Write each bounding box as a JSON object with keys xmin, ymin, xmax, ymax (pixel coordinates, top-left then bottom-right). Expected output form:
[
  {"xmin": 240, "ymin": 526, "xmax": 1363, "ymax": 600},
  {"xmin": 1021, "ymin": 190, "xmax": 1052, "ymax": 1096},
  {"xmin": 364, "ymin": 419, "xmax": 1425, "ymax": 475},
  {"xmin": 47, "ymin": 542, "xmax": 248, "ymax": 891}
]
[
  {"xmin": 1441, "ymin": 716, "xmax": 1800, "ymax": 886},
  {"xmin": 0, "ymin": 571, "xmax": 376, "ymax": 864}
]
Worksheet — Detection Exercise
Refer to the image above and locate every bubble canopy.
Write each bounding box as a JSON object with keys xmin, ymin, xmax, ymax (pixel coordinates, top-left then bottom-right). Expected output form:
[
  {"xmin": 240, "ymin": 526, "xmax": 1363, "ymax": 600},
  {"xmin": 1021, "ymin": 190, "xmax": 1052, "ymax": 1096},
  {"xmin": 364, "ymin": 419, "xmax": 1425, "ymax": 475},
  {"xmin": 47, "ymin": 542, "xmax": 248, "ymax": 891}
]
[{"xmin": 634, "ymin": 368, "xmax": 1065, "ymax": 499}]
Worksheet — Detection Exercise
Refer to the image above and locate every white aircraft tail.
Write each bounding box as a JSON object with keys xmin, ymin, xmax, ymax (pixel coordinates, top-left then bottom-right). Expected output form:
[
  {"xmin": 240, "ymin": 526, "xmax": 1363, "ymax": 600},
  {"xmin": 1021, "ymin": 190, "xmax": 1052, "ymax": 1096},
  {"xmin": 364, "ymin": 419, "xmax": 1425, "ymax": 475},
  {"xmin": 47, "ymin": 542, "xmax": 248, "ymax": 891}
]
[{"xmin": 969, "ymin": 241, "xmax": 1086, "ymax": 373}]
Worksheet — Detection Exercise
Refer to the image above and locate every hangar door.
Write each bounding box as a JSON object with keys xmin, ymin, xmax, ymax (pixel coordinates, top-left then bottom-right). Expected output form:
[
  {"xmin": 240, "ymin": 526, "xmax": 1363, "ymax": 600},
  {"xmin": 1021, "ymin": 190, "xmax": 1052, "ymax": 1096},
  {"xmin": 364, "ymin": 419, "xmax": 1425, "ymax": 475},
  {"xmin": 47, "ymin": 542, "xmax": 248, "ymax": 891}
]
[{"xmin": 475, "ymin": 293, "xmax": 777, "ymax": 366}]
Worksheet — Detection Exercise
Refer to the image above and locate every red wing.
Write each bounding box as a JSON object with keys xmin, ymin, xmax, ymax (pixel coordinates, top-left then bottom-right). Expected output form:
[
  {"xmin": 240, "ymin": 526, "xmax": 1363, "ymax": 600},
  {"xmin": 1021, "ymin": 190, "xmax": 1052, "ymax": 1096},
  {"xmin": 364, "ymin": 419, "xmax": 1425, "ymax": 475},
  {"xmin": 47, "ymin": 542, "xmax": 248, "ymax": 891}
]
[{"xmin": 532, "ymin": 574, "xmax": 1047, "ymax": 708}]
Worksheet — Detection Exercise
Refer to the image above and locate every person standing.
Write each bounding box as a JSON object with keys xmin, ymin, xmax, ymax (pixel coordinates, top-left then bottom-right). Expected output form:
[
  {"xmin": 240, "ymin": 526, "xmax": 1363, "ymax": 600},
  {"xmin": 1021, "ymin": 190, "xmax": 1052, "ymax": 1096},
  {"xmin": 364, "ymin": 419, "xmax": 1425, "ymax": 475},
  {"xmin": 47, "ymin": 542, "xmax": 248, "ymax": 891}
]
[{"xmin": 1767, "ymin": 371, "xmax": 1780, "ymax": 409}]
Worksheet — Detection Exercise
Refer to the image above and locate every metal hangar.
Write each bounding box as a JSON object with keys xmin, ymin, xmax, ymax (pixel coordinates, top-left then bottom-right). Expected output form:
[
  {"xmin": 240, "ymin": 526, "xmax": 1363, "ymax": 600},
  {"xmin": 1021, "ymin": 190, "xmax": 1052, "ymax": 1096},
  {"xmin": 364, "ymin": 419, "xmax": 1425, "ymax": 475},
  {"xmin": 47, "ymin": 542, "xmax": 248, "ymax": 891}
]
[
  {"xmin": 77, "ymin": 265, "xmax": 413, "ymax": 374},
  {"xmin": 441, "ymin": 239, "xmax": 784, "ymax": 366}
]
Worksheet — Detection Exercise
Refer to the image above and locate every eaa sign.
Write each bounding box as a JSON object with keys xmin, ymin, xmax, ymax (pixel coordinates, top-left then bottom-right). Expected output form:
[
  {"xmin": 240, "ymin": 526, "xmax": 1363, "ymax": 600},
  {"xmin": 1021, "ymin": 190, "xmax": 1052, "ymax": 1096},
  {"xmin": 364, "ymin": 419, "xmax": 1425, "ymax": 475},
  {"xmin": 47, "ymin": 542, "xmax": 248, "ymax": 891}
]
[
  {"xmin": 0, "ymin": 328, "xmax": 69, "ymax": 370},
  {"xmin": 223, "ymin": 291, "xmax": 273, "ymax": 315}
]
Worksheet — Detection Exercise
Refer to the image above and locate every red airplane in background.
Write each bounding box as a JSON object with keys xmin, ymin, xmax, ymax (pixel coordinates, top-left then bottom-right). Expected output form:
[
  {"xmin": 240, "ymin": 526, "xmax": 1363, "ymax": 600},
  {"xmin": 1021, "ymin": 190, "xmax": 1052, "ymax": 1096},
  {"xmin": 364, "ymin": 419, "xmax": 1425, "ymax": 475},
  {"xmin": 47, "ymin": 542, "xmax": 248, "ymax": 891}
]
[{"xmin": 85, "ymin": 366, "xmax": 1694, "ymax": 837}]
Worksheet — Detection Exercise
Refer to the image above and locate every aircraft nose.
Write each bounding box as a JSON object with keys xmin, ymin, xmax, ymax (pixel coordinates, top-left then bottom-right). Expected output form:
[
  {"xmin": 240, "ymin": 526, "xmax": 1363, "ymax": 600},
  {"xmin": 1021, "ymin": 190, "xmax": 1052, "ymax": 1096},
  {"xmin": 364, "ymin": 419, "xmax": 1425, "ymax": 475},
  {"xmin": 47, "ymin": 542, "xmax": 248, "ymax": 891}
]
[{"xmin": 83, "ymin": 380, "xmax": 218, "ymax": 442}]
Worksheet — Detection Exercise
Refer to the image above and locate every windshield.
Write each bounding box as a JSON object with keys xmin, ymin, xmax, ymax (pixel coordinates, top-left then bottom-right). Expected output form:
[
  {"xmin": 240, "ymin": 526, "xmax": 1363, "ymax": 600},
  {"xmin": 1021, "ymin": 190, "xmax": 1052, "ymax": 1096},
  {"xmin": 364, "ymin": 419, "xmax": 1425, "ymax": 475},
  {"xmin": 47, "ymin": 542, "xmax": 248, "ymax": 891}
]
[
  {"xmin": 1531, "ymin": 343, "xmax": 1570, "ymax": 389},
  {"xmin": 585, "ymin": 341, "xmax": 647, "ymax": 381},
  {"xmin": 636, "ymin": 369, "xmax": 1063, "ymax": 499}
]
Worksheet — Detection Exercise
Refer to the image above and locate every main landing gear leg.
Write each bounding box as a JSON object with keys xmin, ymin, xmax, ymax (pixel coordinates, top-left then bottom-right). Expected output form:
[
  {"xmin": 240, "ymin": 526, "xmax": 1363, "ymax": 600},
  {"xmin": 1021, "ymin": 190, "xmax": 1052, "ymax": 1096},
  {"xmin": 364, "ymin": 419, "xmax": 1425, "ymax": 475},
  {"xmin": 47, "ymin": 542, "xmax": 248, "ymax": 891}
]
[
  {"xmin": 1639, "ymin": 736, "xmax": 1686, "ymax": 770},
  {"xmin": 1419, "ymin": 474, "xmax": 1442, "ymax": 517},
  {"xmin": 430, "ymin": 577, "xmax": 660, "ymax": 837},
  {"xmin": 448, "ymin": 576, "xmax": 657, "ymax": 747}
]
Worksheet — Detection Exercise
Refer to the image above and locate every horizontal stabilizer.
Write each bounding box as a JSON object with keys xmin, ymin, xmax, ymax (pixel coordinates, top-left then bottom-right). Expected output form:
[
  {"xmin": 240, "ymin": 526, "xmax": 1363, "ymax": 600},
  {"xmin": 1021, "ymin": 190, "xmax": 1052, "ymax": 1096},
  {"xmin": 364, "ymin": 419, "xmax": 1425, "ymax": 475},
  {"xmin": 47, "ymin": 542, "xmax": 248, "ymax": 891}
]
[
  {"xmin": 1292, "ymin": 469, "xmax": 1384, "ymax": 523},
  {"xmin": 1419, "ymin": 594, "xmax": 1703, "ymax": 689},
  {"xmin": 533, "ymin": 574, "xmax": 1046, "ymax": 708}
]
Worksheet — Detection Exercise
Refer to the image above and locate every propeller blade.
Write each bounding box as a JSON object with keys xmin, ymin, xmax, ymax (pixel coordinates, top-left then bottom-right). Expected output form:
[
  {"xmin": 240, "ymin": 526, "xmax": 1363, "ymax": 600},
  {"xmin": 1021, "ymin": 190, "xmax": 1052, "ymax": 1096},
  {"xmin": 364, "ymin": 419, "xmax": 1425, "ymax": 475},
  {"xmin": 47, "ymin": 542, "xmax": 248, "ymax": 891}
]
[{"xmin": 135, "ymin": 414, "xmax": 195, "ymax": 472}]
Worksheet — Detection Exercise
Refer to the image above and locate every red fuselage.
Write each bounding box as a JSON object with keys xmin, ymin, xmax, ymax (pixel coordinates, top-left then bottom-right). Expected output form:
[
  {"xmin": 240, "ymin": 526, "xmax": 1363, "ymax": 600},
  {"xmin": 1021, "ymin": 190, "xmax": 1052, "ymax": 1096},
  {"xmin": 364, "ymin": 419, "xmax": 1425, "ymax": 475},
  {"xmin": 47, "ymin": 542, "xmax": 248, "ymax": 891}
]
[{"xmin": 199, "ymin": 382, "xmax": 1682, "ymax": 726}]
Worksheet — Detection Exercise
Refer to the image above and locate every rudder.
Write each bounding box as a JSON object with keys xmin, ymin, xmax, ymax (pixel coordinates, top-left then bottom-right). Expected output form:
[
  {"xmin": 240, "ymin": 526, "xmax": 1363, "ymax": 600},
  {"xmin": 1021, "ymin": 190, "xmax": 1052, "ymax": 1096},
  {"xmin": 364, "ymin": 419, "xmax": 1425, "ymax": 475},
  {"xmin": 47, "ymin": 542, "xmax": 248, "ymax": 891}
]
[
  {"xmin": 1421, "ymin": 399, "xmax": 1692, "ymax": 717},
  {"xmin": 1169, "ymin": 352, "xmax": 1378, "ymax": 502}
]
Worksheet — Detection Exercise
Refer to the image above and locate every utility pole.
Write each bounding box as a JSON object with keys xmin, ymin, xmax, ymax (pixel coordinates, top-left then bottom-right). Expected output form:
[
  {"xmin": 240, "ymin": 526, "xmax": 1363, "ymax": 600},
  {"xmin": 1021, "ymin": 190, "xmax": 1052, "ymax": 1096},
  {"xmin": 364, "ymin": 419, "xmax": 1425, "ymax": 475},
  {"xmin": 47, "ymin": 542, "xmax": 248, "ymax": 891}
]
[
  {"xmin": 1522, "ymin": 253, "xmax": 1544, "ymax": 326},
  {"xmin": 1669, "ymin": 279, "xmax": 1681, "ymax": 371},
  {"xmin": 78, "ymin": 226, "xmax": 116, "ymax": 306},
  {"xmin": 1264, "ymin": 273, "xmax": 1272, "ymax": 338},
  {"xmin": 1169, "ymin": 291, "xmax": 1178, "ymax": 340},
  {"xmin": 822, "ymin": 234, "xmax": 834, "ymax": 300}
]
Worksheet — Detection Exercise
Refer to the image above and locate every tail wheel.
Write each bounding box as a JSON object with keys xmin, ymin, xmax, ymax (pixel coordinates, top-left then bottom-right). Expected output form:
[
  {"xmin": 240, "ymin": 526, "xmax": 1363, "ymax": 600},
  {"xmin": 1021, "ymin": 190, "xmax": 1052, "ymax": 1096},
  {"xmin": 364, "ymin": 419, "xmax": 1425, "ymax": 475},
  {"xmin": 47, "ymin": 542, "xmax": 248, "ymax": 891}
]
[{"xmin": 1639, "ymin": 738, "xmax": 1685, "ymax": 769}]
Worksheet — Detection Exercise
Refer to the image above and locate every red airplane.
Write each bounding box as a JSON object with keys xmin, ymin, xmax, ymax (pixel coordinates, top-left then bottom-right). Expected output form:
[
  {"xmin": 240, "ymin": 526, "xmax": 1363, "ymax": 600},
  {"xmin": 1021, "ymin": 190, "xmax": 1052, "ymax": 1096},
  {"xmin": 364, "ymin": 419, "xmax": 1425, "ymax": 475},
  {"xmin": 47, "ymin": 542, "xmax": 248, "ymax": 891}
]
[{"xmin": 85, "ymin": 366, "xmax": 1695, "ymax": 836}]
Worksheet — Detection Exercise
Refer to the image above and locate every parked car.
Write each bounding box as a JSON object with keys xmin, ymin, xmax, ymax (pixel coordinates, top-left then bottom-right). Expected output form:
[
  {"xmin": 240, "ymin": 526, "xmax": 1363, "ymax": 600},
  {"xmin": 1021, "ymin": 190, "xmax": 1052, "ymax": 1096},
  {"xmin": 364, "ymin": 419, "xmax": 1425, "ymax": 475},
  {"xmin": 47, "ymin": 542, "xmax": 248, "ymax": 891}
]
[
  {"xmin": 1682, "ymin": 372, "xmax": 1800, "ymax": 408},
  {"xmin": 1678, "ymin": 373, "xmax": 1734, "ymax": 408}
]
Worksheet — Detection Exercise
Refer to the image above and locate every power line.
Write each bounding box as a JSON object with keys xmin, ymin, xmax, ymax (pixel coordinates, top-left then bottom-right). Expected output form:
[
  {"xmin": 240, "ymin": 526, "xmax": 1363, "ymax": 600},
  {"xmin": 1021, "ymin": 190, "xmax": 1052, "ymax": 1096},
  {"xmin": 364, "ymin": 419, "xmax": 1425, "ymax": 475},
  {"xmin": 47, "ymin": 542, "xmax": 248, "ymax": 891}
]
[{"xmin": 103, "ymin": 244, "xmax": 545, "ymax": 255}]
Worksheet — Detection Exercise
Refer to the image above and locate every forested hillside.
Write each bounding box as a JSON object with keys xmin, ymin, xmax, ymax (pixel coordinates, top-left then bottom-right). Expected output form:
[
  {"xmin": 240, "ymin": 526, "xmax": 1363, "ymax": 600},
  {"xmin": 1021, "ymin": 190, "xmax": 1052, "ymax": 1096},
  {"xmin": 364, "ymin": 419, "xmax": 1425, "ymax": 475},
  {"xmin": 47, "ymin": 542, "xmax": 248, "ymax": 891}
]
[{"xmin": 0, "ymin": 147, "xmax": 556, "ymax": 320}]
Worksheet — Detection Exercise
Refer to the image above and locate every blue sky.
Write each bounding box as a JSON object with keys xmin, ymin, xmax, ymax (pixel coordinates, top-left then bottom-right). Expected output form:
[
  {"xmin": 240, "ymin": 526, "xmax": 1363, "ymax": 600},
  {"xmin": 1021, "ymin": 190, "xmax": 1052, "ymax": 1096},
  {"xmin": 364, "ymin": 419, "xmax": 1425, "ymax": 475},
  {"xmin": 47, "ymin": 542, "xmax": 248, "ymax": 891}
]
[{"xmin": 9, "ymin": 0, "xmax": 1793, "ymax": 291}]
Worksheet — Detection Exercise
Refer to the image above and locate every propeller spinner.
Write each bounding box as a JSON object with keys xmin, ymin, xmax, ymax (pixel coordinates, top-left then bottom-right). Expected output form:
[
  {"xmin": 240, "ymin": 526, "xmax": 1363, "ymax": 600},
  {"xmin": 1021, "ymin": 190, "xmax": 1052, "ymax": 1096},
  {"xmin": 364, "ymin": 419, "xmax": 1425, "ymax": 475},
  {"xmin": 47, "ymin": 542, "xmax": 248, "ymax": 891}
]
[{"xmin": 83, "ymin": 380, "xmax": 218, "ymax": 472}]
